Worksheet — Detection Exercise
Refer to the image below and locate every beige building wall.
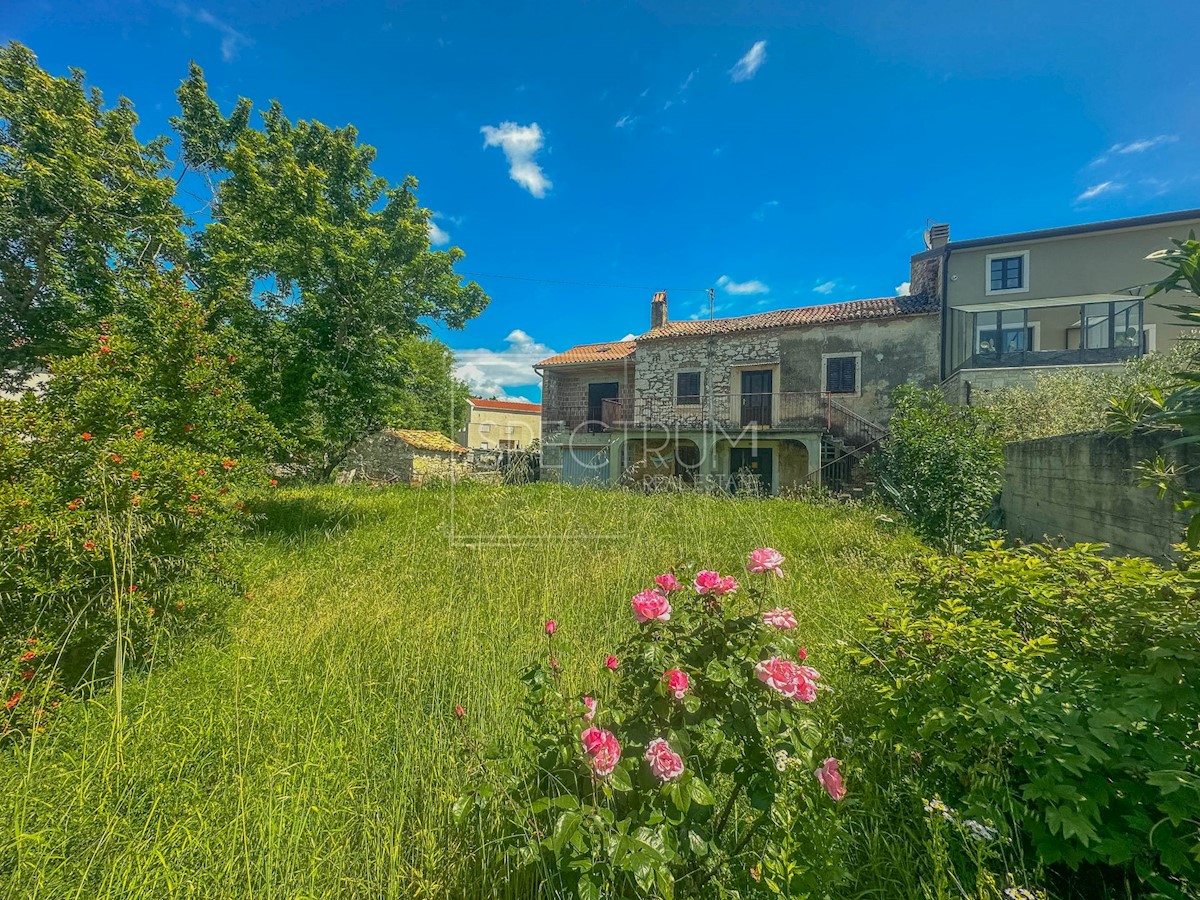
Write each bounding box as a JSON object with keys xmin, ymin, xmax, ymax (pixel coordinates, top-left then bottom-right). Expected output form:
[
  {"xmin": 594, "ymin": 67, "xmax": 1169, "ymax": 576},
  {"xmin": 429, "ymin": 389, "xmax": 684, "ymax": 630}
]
[
  {"xmin": 946, "ymin": 217, "xmax": 1200, "ymax": 348},
  {"xmin": 462, "ymin": 407, "xmax": 541, "ymax": 450}
]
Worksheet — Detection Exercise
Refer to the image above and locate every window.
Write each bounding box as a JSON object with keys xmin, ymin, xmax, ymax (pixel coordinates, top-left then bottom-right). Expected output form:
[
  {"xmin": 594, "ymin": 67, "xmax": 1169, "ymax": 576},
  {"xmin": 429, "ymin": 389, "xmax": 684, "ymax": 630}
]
[
  {"xmin": 505, "ymin": 425, "xmax": 515, "ymax": 434},
  {"xmin": 479, "ymin": 423, "xmax": 492, "ymax": 433},
  {"xmin": 499, "ymin": 439, "xmax": 517, "ymax": 449},
  {"xmin": 824, "ymin": 355, "xmax": 858, "ymax": 394},
  {"xmin": 978, "ymin": 326, "xmax": 1034, "ymax": 353},
  {"xmin": 676, "ymin": 371, "xmax": 701, "ymax": 405},
  {"xmin": 480, "ymin": 440, "xmax": 489, "ymax": 450},
  {"xmin": 985, "ymin": 250, "xmax": 1029, "ymax": 294}
]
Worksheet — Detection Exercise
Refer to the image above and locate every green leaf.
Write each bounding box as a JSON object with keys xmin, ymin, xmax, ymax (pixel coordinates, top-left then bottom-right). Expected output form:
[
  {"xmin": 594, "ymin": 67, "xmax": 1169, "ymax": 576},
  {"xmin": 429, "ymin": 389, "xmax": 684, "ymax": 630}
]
[
  {"xmin": 688, "ymin": 777, "xmax": 714, "ymax": 807},
  {"xmin": 549, "ymin": 810, "xmax": 582, "ymax": 853},
  {"xmin": 609, "ymin": 764, "xmax": 633, "ymax": 793},
  {"xmin": 577, "ymin": 875, "xmax": 600, "ymax": 900}
]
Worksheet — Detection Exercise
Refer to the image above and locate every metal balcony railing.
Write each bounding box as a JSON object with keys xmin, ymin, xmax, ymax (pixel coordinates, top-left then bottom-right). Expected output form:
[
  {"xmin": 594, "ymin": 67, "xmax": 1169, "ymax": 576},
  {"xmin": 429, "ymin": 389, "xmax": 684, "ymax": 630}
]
[{"xmin": 545, "ymin": 392, "xmax": 887, "ymax": 449}]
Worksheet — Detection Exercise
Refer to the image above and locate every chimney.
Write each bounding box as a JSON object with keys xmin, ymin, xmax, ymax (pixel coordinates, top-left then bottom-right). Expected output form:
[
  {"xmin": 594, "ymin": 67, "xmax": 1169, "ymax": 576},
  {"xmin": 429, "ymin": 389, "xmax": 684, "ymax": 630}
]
[
  {"xmin": 650, "ymin": 291, "xmax": 668, "ymax": 329},
  {"xmin": 923, "ymin": 222, "xmax": 950, "ymax": 250}
]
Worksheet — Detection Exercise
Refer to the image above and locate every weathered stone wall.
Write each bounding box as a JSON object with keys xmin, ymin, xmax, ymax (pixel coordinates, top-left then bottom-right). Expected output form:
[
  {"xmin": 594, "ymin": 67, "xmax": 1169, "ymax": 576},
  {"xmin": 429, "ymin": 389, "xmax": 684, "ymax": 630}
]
[
  {"xmin": 1002, "ymin": 430, "xmax": 1200, "ymax": 560},
  {"xmin": 338, "ymin": 433, "xmax": 464, "ymax": 485},
  {"xmin": 634, "ymin": 333, "xmax": 780, "ymax": 426},
  {"xmin": 542, "ymin": 363, "xmax": 635, "ymax": 426},
  {"xmin": 777, "ymin": 315, "xmax": 940, "ymax": 424}
]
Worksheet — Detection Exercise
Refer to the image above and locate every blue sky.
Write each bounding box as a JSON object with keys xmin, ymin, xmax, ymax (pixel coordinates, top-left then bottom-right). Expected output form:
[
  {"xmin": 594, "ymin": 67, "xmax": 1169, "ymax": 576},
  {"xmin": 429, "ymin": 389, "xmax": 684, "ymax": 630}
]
[{"xmin": 6, "ymin": 1, "xmax": 1199, "ymax": 401}]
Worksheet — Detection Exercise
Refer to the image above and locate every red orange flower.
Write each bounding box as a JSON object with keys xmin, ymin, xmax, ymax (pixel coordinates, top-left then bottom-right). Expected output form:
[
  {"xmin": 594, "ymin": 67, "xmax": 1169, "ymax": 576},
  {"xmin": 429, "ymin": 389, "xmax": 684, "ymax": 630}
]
[{"xmin": 5, "ymin": 693, "xmax": 21, "ymax": 710}]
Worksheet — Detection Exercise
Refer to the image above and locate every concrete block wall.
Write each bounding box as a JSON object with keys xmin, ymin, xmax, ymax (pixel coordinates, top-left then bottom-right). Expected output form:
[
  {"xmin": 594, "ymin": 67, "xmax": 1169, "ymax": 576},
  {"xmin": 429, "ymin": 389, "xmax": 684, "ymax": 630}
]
[{"xmin": 1002, "ymin": 430, "xmax": 1200, "ymax": 560}]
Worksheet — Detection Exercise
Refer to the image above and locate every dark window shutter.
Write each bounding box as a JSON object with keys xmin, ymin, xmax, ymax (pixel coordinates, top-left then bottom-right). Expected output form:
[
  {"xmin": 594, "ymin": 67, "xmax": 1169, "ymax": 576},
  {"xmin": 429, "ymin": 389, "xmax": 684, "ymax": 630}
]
[
  {"xmin": 826, "ymin": 357, "xmax": 857, "ymax": 393},
  {"xmin": 676, "ymin": 371, "xmax": 701, "ymax": 403}
]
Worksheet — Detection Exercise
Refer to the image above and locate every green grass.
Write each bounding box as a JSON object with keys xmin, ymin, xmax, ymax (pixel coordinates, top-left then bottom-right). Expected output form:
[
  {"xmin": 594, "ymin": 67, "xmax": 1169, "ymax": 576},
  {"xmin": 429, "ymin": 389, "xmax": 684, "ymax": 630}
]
[{"xmin": 0, "ymin": 483, "xmax": 923, "ymax": 899}]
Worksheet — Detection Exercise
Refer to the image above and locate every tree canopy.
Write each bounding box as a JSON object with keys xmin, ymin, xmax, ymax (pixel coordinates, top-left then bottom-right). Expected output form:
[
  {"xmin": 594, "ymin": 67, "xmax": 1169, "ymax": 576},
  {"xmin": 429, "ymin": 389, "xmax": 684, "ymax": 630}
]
[{"xmin": 0, "ymin": 43, "xmax": 487, "ymax": 469}]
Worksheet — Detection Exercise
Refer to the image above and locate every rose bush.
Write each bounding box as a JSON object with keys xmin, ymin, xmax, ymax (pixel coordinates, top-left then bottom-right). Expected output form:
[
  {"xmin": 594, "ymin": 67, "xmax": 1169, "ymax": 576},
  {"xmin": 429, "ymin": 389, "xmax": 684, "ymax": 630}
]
[{"xmin": 454, "ymin": 548, "xmax": 848, "ymax": 898}]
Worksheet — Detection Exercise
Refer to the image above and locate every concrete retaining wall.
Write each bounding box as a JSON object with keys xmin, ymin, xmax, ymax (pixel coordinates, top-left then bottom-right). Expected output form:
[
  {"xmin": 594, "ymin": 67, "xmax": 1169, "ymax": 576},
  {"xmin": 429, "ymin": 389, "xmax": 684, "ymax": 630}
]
[{"xmin": 1002, "ymin": 430, "xmax": 1200, "ymax": 560}]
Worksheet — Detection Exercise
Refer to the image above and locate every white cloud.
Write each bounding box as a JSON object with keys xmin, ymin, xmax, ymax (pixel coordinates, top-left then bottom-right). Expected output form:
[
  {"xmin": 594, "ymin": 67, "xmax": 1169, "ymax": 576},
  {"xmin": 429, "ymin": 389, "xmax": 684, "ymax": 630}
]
[
  {"xmin": 619, "ymin": 333, "xmax": 637, "ymax": 342},
  {"xmin": 615, "ymin": 114, "xmax": 637, "ymax": 129},
  {"xmin": 1077, "ymin": 181, "xmax": 1121, "ymax": 202},
  {"xmin": 895, "ymin": 281, "xmax": 911, "ymax": 297},
  {"xmin": 730, "ymin": 41, "xmax": 767, "ymax": 82},
  {"xmin": 454, "ymin": 329, "xmax": 554, "ymax": 399},
  {"xmin": 1112, "ymin": 135, "xmax": 1178, "ymax": 155},
  {"xmin": 813, "ymin": 280, "xmax": 837, "ymax": 295},
  {"xmin": 716, "ymin": 274, "xmax": 769, "ymax": 295},
  {"xmin": 752, "ymin": 200, "xmax": 780, "ymax": 222},
  {"xmin": 427, "ymin": 214, "xmax": 450, "ymax": 246},
  {"xmin": 1092, "ymin": 135, "xmax": 1178, "ymax": 165},
  {"xmin": 480, "ymin": 122, "xmax": 552, "ymax": 198},
  {"xmin": 188, "ymin": 8, "xmax": 252, "ymax": 61}
]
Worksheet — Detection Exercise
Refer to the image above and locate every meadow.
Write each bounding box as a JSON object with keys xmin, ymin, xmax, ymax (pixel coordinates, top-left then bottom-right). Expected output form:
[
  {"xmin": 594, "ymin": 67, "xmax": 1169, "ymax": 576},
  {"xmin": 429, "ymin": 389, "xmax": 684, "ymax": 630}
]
[{"xmin": 0, "ymin": 483, "xmax": 923, "ymax": 899}]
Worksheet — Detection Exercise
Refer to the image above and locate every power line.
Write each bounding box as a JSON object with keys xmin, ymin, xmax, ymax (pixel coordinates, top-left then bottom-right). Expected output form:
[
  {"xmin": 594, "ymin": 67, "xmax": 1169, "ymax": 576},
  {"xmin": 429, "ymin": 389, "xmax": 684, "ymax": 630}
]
[{"xmin": 456, "ymin": 270, "xmax": 711, "ymax": 293}]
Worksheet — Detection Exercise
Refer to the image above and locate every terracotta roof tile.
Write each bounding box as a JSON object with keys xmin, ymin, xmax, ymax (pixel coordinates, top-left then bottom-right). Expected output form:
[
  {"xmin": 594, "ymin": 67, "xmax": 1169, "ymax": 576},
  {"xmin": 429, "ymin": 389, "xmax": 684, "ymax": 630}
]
[
  {"xmin": 384, "ymin": 429, "xmax": 468, "ymax": 453},
  {"xmin": 638, "ymin": 295, "xmax": 939, "ymax": 340},
  {"xmin": 468, "ymin": 398, "xmax": 543, "ymax": 413},
  {"xmin": 535, "ymin": 340, "xmax": 637, "ymax": 367}
]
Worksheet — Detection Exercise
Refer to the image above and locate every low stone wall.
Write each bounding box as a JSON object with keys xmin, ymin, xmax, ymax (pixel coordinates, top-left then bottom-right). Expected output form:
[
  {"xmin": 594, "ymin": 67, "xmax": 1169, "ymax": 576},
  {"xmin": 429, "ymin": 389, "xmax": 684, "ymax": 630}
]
[{"xmin": 1002, "ymin": 430, "xmax": 1200, "ymax": 560}]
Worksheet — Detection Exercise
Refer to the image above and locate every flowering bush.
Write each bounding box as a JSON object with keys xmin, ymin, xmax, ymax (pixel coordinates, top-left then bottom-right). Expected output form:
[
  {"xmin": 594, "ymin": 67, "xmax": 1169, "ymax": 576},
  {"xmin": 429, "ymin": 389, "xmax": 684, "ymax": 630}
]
[
  {"xmin": 455, "ymin": 548, "xmax": 848, "ymax": 898},
  {"xmin": 0, "ymin": 277, "xmax": 279, "ymax": 737}
]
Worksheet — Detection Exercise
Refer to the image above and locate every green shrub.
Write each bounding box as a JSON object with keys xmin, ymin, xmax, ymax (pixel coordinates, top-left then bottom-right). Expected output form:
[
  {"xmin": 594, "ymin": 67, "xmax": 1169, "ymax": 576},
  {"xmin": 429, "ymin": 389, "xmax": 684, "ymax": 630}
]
[
  {"xmin": 851, "ymin": 542, "xmax": 1200, "ymax": 896},
  {"xmin": 0, "ymin": 276, "xmax": 279, "ymax": 730},
  {"xmin": 455, "ymin": 554, "xmax": 849, "ymax": 898},
  {"xmin": 976, "ymin": 335, "xmax": 1200, "ymax": 443},
  {"xmin": 870, "ymin": 385, "xmax": 1005, "ymax": 551}
]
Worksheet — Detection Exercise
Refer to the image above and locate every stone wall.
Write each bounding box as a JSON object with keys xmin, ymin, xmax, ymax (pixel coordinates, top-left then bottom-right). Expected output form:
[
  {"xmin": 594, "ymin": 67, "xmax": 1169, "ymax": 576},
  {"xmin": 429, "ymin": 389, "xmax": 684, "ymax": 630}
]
[
  {"xmin": 1002, "ymin": 430, "xmax": 1200, "ymax": 560},
  {"xmin": 542, "ymin": 363, "xmax": 635, "ymax": 427},
  {"xmin": 338, "ymin": 432, "xmax": 464, "ymax": 485},
  {"xmin": 634, "ymin": 332, "xmax": 780, "ymax": 426},
  {"xmin": 633, "ymin": 314, "xmax": 938, "ymax": 426}
]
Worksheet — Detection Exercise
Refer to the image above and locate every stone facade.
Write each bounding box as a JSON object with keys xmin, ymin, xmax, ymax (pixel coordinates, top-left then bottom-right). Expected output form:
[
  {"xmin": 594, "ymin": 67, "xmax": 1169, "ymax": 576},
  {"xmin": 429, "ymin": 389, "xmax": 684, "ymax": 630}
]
[
  {"xmin": 337, "ymin": 431, "xmax": 466, "ymax": 485},
  {"xmin": 1002, "ymin": 430, "xmax": 1200, "ymax": 560}
]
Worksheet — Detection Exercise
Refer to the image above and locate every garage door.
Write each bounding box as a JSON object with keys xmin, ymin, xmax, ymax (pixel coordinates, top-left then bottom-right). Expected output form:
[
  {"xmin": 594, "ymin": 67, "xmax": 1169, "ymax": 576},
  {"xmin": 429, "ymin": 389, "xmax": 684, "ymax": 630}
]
[{"xmin": 562, "ymin": 445, "xmax": 610, "ymax": 486}]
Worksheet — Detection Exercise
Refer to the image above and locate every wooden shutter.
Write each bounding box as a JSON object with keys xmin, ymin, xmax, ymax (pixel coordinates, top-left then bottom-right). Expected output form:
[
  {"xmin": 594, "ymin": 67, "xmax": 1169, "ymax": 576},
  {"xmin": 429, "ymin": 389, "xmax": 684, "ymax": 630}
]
[{"xmin": 826, "ymin": 357, "xmax": 857, "ymax": 393}]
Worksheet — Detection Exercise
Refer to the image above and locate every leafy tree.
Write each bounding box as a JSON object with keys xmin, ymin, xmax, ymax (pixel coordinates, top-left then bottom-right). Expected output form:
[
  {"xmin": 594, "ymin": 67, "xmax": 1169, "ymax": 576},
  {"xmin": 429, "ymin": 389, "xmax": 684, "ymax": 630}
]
[
  {"xmin": 0, "ymin": 45, "xmax": 486, "ymax": 472},
  {"xmin": 870, "ymin": 386, "xmax": 1005, "ymax": 551},
  {"xmin": 170, "ymin": 64, "xmax": 487, "ymax": 471},
  {"xmin": 0, "ymin": 42, "xmax": 183, "ymax": 388},
  {"xmin": 1106, "ymin": 233, "xmax": 1200, "ymax": 543}
]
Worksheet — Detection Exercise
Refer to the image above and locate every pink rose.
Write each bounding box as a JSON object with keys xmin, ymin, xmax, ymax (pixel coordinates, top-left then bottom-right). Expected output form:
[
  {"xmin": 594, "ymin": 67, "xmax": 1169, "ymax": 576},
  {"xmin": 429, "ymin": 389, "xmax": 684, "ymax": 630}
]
[
  {"xmin": 747, "ymin": 547, "xmax": 785, "ymax": 578},
  {"xmin": 605, "ymin": 654, "xmax": 620, "ymax": 670},
  {"xmin": 631, "ymin": 589, "xmax": 672, "ymax": 623},
  {"xmin": 645, "ymin": 738, "xmax": 684, "ymax": 781},
  {"xmin": 582, "ymin": 696, "xmax": 596, "ymax": 722},
  {"xmin": 762, "ymin": 607, "xmax": 797, "ymax": 629},
  {"xmin": 797, "ymin": 646, "xmax": 808, "ymax": 661},
  {"xmin": 655, "ymin": 572, "xmax": 681, "ymax": 592},
  {"xmin": 581, "ymin": 727, "xmax": 621, "ymax": 776},
  {"xmin": 694, "ymin": 570, "xmax": 738, "ymax": 596},
  {"xmin": 544, "ymin": 619, "xmax": 558, "ymax": 635},
  {"xmin": 663, "ymin": 668, "xmax": 689, "ymax": 699},
  {"xmin": 755, "ymin": 656, "xmax": 819, "ymax": 702},
  {"xmin": 815, "ymin": 757, "xmax": 846, "ymax": 801}
]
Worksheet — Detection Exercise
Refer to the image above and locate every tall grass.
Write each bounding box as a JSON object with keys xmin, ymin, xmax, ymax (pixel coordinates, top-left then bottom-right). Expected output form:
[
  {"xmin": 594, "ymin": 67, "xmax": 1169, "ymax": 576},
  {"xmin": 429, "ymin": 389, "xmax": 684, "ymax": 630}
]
[{"xmin": 0, "ymin": 483, "xmax": 922, "ymax": 899}]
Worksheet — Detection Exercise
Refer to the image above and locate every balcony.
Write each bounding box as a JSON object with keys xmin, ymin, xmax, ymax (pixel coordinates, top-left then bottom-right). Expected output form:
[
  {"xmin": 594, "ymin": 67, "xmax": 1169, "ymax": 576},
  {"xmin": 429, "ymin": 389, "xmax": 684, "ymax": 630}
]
[
  {"xmin": 962, "ymin": 345, "xmax": 1141, "ymax": 369},
  {"xmin": 545, "ymin": 392, "xmax": 887, "ymax": 449},
  {"xmin": 948, "ymin": 297, "xmax": 1146, "ymax": 373}
]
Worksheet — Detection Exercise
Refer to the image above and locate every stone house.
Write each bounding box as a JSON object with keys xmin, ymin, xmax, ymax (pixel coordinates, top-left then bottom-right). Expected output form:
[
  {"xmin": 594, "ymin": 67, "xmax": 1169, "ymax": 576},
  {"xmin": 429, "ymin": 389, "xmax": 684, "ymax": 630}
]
[
  {"xmin": 457, "ymin": 397, "xmax": 542, "ymax": 450},
  {"xmin": 910, "ymin": 207, "xmax": 1200, "ymax": 403},
  {"xmin": 535, "ymin": 291, "xmax": 939, "ymax": 493},
  {"xmin": 337, "ymin": 429, "xmax": 468, "ymax": 485}
]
